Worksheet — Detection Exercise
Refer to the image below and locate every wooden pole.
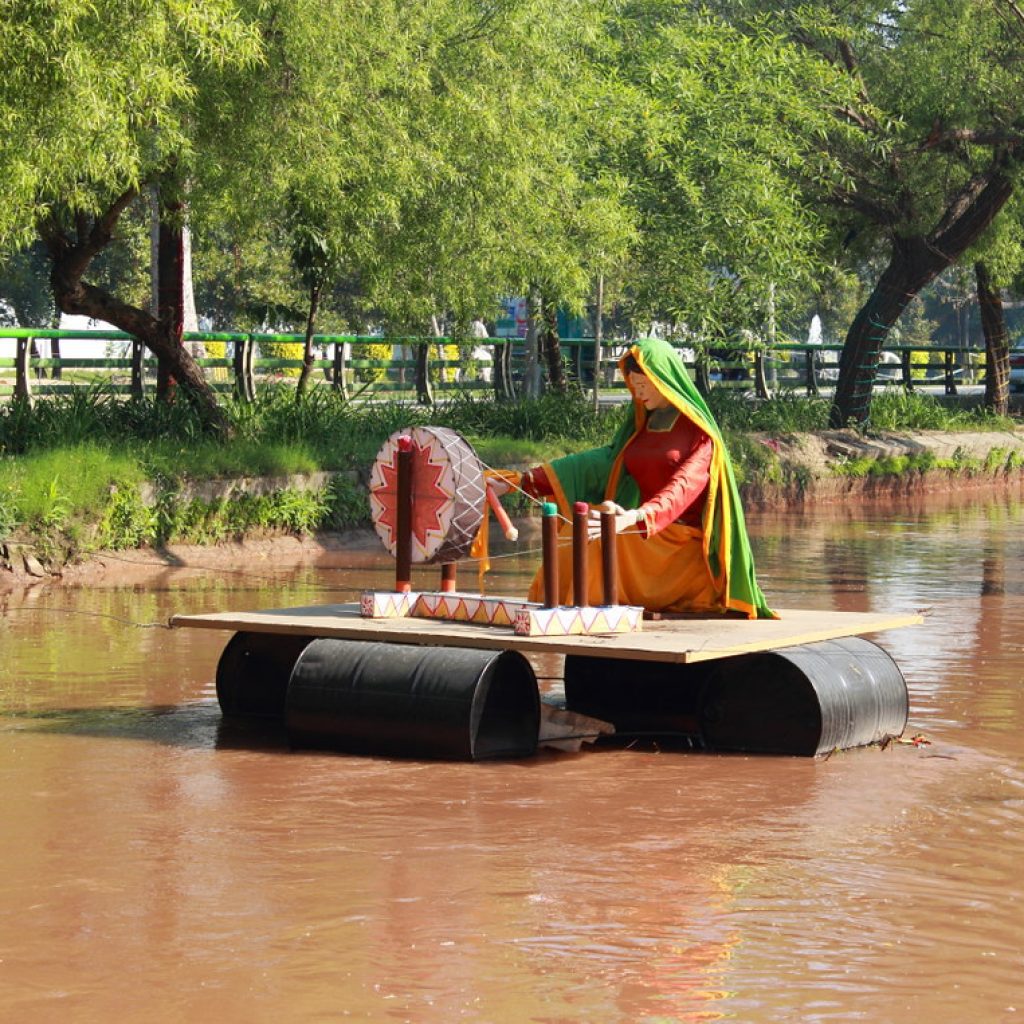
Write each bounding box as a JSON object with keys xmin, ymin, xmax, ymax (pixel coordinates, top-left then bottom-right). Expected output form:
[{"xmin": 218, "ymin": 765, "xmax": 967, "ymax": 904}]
[
  {"xmin": 440, "ymin": 562, "xmax": 457, "ymax": 593},
  {"xmin": 395, "ymin": 435, "xmax": 414, "ymax": 593},
  {"xmin": 600, "ymin": 500, "xmax": 618, "ymax": 606},
  {"xmin": 486, "ymin": 482, "xmax": 519, "ymax": 541},
  {"xmin": 542, "ymin": 501, "xmax": 559, "ymax": 608},
  {"xmin": 572, "ymin": 501, "xmax": 589, "ymax": 607}
]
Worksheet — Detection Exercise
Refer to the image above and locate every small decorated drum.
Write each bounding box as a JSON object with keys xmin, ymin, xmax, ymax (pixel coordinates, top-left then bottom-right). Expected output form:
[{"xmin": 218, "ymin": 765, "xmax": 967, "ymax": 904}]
[{"xmin": 368, "ymin": 426, "xmax": 486, "ymax": 564}]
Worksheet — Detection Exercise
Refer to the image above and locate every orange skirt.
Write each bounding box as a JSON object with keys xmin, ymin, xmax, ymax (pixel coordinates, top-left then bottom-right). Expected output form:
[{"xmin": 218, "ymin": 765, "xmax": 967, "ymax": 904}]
[{"xmin": 526, "ymin": 522, "xmax": 724, "ymax": 613}]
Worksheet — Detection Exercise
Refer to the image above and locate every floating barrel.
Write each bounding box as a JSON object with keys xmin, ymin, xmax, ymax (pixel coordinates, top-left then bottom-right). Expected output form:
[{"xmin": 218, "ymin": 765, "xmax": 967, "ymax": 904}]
[
  {"xmin": 699, "ymin": 637, "xmax": 909, "ymax": 755},
  {"xmin": 564, "ymin": 637, "xmax": 908, "ymax": 756},
  {"xmin": 285, "ymin": 639, "xmax": 540, "ymax": 760},
  {"xmin": 216, "ymin": 631, "xmax": 313, "ymax": 719},
  {"xmin": 562, "ymin": 655, "xmax": 706, "ymax": 743}
]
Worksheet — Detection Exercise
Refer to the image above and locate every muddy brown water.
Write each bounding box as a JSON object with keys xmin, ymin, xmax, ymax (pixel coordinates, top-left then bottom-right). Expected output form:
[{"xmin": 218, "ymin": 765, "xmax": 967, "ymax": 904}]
[{"xmin": 2, "ymin": 494, "xmax": 1023, "ymax": 1023}]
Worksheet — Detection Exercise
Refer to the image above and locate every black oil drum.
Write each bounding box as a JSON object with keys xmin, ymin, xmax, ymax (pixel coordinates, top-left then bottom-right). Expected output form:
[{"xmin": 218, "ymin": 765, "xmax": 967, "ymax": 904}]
[
  {"xmin": 563, "ymin": 654, "xmax": 708, "ymax": 742},
  {"xmin": 216, "ymin": 630, "xmax": 314, "ymax": 719},
  {"xmin": 565, "ymin": 637, "xmax": 908, "ymax": 757},
  {"xmin": 698, "ymin": 637, "xmax": 909, "ymax": 756},
  {"xmin": 285, "ymin": 639, "xmax": 540, "ymax": 760}
]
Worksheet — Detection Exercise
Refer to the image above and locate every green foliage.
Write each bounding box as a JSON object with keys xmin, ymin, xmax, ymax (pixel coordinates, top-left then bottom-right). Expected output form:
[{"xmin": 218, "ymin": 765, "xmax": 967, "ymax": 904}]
[
  {"xmin": 708, "ymin": 388, "xmax": 830, "ymax": 432},
  {"xmin": 868, "ymin": 390, "xmax": 1016, "ymax": 432},
  {"xmin": 351, "ymin": 342, "xmax": 392, "ymax": 385},
  {"xmin": 258, "ymin": 340, "xmax": 305, "ymax": 377},
  {"xmin": 323, "ymin": 476, "xmax": 371, "ymax": 531},
  {"xmin": 614, "ymin": 7, "xmax": 856, "ymax": 339},
  {"xmin": 0, "ymin": 0, "xmax": 263, "ymax": 252},
  {"xmin": 98, "ymin": 485, "xmax": 158, "ymax": 550}
]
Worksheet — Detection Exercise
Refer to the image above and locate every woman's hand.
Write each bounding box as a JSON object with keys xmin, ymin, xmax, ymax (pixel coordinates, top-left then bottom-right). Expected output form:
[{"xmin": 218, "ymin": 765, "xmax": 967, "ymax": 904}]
[
  {"xmin": 587, "ymin": 502, "xmax": 640, "ymax": 539},
  {"xmin": 488, "ymin": 476, "xmax": 512, "ymax": 497}
]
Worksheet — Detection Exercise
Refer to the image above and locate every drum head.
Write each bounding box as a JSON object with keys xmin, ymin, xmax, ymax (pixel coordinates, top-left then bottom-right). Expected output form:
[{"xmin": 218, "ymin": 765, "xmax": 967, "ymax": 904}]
[{"xmin": 368, "ymin": 426, "xmax": 486, "ymax": 564}]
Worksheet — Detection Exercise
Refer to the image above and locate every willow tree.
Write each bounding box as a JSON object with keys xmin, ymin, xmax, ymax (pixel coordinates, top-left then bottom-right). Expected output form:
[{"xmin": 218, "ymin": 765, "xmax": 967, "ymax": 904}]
[
  {"xmin": 598, "ymin": 5, "xmax": 853, "ymax": 381},
  {"xmin": 0, "ymin": 0, "xmax": 264, "ymax": 430},
  {"xmin": 731, "ymin": 0, "xmax": 1024, "ymax": 426},
  {"xmin": 261, "ymin": 0, "xmax": 634, "ymax": 402}
]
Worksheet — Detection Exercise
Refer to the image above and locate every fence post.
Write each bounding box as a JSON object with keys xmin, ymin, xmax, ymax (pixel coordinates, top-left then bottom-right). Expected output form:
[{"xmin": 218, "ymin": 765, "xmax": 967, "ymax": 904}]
[
  {"xmin": 332, "ymin": 341, "xmax": 349, "ymax": 400},
  {"xmin": 234, "ymin": 335, "xmax": 255, "ymax": 402},
  {"xmin": 493, "ymin": 339, "xmax": 514, "ymax": 401},
  {"xmin": 131, "ymin": 339, "xmax": 145, "ymax": 398},
  {"xmin": 901, "ymin": 350, "xmax": 914, "ymax": 391},
  {"xmin": 754, "ymin": 350, "xmax": 771, "ymax": 400},
  {"xmin": 805, "ymin": 348, "xmax": 819, "ymax": 396},
  {"xmin": 944, "ymin": 349, "xmax": 957, "ymax": 396},
  {"xmin": 14, "ymin": 337, "xmax": 33, "ymax": 403},
  {"xmin": 415, "ymin": 340, "xmax": 434, "ymax": 405}
]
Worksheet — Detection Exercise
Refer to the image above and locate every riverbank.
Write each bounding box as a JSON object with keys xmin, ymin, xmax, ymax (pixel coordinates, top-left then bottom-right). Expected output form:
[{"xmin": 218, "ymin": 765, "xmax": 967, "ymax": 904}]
[{"xmin": 3, "ymin": 426, "xmax": 1024, "ymax": 592}]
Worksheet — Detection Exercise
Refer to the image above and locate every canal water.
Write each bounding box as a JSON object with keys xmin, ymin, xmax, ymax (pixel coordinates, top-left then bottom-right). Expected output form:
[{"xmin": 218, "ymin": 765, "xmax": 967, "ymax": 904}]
[{"xmin": 2, "ymin": 490, "xmax": 1023, "ymax": 1023}]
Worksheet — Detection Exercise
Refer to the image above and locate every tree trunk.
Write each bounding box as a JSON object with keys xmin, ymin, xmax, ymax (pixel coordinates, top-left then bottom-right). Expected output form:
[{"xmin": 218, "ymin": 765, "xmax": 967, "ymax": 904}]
[
  {"xmin": 592, "ymin": 274, "xmax": 604, "ymax": 414},
  {"xmin": 523, "ymin": 287, "xmax": 543, "ymax": 398},
  {"xmin": 41, "ymin": 189, "xmax": 231, "ymax": 435},
  {"xmin": 975, "ymin": 260, "xmax": 1010, "ymax": 416},
  {"xmin": 493, "ymin": 339, "xmax": 514, "ymax": 401},
  {"xmin": 830, "ymin": 168, "xmax": 1014, "ymax": 427},
  {"xmin": 156, "ymin": 202, "xmax": 186, "ymax": 401},
  {"xmin": 295, "ymin": 279, "xmax": 321, "ymax": 398},
  {"xmin": 540, "ymin": 297, "xmax": 567, "ymax": 394}
]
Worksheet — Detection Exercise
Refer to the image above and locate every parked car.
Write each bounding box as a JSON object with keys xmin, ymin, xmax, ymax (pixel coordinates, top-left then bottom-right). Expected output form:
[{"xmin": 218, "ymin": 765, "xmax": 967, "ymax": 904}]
[{"xmin": 1010, "ymin": 338, "xmax": 1024, "ymax": 392}]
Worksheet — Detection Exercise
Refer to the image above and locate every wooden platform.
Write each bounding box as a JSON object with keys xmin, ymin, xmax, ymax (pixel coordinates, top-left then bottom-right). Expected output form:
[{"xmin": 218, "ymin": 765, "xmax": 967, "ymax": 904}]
[{"xmin": 170, "ymin": 603, "xmax": 921, "ymax": 664}]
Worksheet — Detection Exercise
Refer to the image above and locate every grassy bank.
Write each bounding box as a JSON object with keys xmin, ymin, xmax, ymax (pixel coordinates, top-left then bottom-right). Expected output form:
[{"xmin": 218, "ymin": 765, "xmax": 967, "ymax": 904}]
[{"xmin": 0, "ymin": 383, "xmax": 1019, "ymax": 567}]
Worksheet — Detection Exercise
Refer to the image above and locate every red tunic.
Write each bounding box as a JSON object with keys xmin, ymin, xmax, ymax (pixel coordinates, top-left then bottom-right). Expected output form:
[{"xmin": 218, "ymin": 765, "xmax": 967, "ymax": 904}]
[{"xmin": 522, "ymin": 410, "xmax": 712, "ymax": 536}]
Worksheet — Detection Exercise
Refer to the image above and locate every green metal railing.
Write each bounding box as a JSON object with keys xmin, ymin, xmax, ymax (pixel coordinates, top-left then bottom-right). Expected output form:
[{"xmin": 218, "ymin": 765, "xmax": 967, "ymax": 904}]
[{"xmin": 0, "ymin": 328, "xmax": 987, "ymax": 402}]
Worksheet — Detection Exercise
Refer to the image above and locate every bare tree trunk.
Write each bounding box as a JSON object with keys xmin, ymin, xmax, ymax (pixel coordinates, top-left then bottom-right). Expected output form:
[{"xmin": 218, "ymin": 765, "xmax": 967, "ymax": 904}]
[
  {"xmin": 523, "ymin": 287, "xmax": 543, "ymax": 398},
  {"xmin": 830, "ymin": 169, "xmax": 1014, "ymax": 427},
  {"xmin": 296, "ymin": 279, "xmax": 321, "ymax": 398},
  {"xmin": 975, "ymin": 260, "xmax": 1010, "ymax": 416},
  {"xmin": 40, "ymin": 187, "xmax": 231, "ymax": 435},
  {"xmin": 592, "ymin": 274, "xmax": 603, "ymax": 413},
  {"xmin": 156, "ymin": 200, "xmax": 185, "ymax": 401},
  {"xmin": 540, "ymin": 296, "xmax": 567, "ymax": 394}
]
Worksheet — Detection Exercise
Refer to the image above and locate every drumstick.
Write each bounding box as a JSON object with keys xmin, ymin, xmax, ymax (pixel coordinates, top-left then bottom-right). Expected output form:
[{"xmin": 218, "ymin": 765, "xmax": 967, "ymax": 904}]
[{"xmin": 486, "ymin": 481, "xmax": 519, "ymax": 542}]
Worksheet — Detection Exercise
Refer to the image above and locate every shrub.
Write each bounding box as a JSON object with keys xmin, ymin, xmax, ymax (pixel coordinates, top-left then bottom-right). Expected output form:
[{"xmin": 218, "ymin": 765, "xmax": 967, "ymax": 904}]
[{"xmin": 258, "ymin": 340, "xmax": 304, "ymax": 377}]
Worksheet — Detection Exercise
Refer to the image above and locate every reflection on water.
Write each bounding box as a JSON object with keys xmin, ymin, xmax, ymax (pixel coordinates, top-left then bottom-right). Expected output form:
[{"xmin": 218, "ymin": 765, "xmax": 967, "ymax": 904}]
[{"xmin": 2, "ymin": 491, "xmax": 1024, "ymax": 1022}]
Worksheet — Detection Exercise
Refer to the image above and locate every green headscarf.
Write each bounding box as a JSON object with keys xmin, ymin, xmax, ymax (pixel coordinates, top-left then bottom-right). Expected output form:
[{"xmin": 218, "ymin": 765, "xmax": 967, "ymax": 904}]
[{"xmin": 540, "ymin": 337, "xmax": 775, "ymax": 619}]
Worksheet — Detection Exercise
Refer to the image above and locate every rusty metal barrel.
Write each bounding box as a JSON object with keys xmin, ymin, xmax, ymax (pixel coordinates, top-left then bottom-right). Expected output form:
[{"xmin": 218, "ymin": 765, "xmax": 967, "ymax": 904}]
[{"xmin": 285, "ymin": 639, "xmax": 540, "ymax": 760}]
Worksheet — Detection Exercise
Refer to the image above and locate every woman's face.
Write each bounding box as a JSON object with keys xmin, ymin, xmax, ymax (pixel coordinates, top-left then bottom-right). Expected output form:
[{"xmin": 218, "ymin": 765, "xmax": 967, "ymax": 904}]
[{"xmin": 627, "ymin": 369, "xmax": 671, "ymax": 411}]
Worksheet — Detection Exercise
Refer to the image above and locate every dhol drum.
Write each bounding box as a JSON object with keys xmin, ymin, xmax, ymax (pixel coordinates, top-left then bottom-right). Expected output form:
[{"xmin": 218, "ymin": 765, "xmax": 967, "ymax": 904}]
[{"xmin": 368, "ymin": 426, "xmax": 486, "ymax": 564}]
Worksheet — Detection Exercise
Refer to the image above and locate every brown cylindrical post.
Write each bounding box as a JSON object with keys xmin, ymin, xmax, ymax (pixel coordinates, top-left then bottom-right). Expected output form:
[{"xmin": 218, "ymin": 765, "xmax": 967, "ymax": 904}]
[
  {"xmin": 600, "ymin": 501, "xmax": 618, "ymax": 607},
  {"xmin": 440, "ymin": 562, "xmax": 457, "ymax": 593},
  {"xmin": 572, "ymin": 501, "xmax": 589, "ymax": 607},
  {"xmin": 395, "ymin": 435, "xmax": 414, "ymax": 593},
  {"xmin": 541, "ymin": 501, "xmax": 559, "ymax": 608}
]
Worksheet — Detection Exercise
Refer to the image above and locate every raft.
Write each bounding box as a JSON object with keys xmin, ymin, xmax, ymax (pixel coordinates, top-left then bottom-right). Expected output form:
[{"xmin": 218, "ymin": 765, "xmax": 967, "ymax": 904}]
[{"xmin": 171, "ymin": 603, "xmax": 919, "ymax": 760}]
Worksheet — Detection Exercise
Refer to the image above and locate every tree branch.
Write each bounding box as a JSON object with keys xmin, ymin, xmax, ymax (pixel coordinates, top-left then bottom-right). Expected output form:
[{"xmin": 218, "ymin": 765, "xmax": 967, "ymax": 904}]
[
  {"xmin": 90, "ymin": 186, "xmax": 139, "ymax": 253},
  {"xmin": 922, "ymin": 126, "xmax": 1024, "ymax": 150}
]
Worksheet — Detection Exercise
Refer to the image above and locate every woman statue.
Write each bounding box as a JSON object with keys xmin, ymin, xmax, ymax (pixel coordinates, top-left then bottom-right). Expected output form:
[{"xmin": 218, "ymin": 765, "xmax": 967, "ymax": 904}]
[{"xmin": 494, "ymin": 336, "xmax": 775, "ymax": 618}]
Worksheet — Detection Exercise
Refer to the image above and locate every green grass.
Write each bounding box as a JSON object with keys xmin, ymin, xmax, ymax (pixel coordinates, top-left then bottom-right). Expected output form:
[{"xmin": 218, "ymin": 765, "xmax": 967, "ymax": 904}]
[{"xmin": 1, "ymin": 382, "xmax": 1021, "ymax": 563}]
